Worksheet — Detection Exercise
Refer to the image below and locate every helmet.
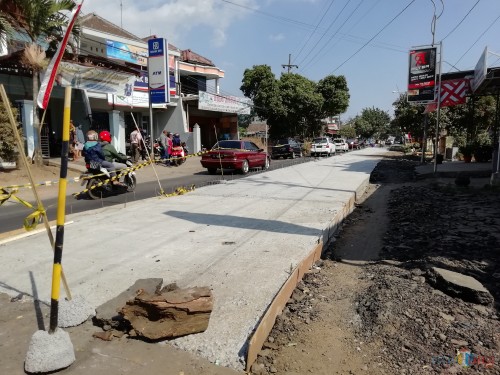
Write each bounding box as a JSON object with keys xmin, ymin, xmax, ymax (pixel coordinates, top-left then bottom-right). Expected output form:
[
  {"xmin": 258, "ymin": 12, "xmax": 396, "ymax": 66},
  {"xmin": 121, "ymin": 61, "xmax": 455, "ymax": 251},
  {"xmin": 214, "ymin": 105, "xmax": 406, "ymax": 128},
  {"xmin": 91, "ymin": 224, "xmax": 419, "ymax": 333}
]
[
  {"xmin": 87, "ymin": 130, "xmax": 98, "ymax": 141},
  {"xmin": 99, "ymin": 130, "xmax": 111, "ymax": 143}
]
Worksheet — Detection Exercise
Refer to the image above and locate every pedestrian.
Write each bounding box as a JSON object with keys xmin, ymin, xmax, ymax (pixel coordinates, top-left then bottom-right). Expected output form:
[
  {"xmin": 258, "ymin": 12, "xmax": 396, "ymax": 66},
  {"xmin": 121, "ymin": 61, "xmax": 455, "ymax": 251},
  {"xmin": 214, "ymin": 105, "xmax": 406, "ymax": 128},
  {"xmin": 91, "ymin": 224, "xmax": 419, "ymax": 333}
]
[
  {"xmin": 172, "ymin": 133, "xmax": 181, "ymax": 147},
  {"xmin": 159, "ymin": 130, "xmax": 168, "ymax": 160},
  {"xmin": 69, "ymin": 120, "xmax": 77, "ymax": 161},
  {"xmin": 75, "ymin": 123, "xmax": 85, "ymax": 160},
  {"xmin": 130, "ymin": 127, "xmax": 142, "ymax": 163},
  {"xmin": 166, "ymin": 132, "xmax": 173, "ymax": 165}
]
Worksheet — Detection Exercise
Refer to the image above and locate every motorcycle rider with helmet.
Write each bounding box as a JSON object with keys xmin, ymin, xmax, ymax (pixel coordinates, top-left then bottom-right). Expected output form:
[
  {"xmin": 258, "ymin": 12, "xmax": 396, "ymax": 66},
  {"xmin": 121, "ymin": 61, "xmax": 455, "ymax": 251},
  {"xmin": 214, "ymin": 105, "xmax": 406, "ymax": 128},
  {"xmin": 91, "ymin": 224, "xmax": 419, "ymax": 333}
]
[
  {"xmin": 84, "ymin": 130, "xmax": 124, "ymax": 186},
  {"xmin": 99, "ymin": 130, "xmax": 130, "ymax": 173}
]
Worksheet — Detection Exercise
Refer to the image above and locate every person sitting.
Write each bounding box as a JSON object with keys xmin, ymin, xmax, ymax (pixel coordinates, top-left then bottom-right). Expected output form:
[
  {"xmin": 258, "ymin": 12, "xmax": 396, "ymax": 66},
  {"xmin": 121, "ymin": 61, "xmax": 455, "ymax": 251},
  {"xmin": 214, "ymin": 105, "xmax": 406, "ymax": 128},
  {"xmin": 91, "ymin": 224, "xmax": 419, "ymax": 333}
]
[
  {"xmin": 84, "ymin": 130, "xmax": 123, "ymax": 186},
  {"xmin": 99, "ymin": 130, "xmax": 130, "ymax": 173},
  {"xmin": 172, "ymin": 133, "xmax": 181, "ymax": 147}
]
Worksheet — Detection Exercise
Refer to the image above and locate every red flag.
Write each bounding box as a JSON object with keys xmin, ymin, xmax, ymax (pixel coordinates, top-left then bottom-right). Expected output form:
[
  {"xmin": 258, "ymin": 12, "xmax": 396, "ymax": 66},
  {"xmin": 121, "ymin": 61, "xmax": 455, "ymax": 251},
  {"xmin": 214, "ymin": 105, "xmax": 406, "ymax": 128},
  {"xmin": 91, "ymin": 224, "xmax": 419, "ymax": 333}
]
[{"xmin": 37, "ymin": 1, "xmax": 84, "ymax": 109}]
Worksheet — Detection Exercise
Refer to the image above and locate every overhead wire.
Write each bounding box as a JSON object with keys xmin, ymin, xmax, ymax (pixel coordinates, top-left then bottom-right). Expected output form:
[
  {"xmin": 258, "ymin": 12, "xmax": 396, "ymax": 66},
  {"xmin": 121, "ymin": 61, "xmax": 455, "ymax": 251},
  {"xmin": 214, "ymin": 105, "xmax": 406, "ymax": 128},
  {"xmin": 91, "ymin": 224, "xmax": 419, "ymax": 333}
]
[
  {"xmin": 451, "ymin": 13, "xmax": 500, "ymax": 68},
  {"xmin": 216, "ymin": 0, "xmax": 323, "ymax": 31},
  {"xmin": 293, "ymin": 0, "xmax": 337, "ymax": 64},
  {"xmin": 300, "ymin": 0, "xmax": 366, "ymax": 73},
  {"xmin": 330, "ymin": 0, "xmax": 416, "ymax": 74},
  {"xmin": 441, "ymin": 0, "xmax": 481, "ymax": 41},
  {"xmin": 295, "ymin": 0, "xmax": 352, "ymax": 67}
]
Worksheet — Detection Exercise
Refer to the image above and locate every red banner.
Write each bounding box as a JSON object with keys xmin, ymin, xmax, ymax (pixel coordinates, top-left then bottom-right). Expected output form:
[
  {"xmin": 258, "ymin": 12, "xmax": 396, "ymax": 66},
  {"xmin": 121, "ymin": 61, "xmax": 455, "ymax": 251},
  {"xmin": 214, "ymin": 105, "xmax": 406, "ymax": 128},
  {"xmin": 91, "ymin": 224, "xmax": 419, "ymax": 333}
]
[
  {"xmin": 37, "ymin": 1, "xmax": 84, "ymax": 109},
  {"xmin": 424, "ymin": 78, "xmax": 471, "ymax": 113}
]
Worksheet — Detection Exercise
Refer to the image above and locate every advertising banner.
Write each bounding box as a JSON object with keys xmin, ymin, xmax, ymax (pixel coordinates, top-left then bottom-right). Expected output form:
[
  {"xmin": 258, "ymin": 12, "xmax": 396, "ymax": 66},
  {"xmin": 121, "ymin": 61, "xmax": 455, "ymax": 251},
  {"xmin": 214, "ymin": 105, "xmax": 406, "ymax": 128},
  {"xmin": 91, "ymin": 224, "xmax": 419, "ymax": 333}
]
[
  {"xmin": 148, "ymin": 38, "xmax": 170, "ymax": 104},
  {"xmin": 407, "ymin": 47, "xmax": 437, "ymax": 103},
  {"xmin": 106, "ymin": 40, "xmax": 148, "ymax": 66},
  {"xmin": 198, "ymin": 91, "xmax": 252, "ymax": 114},
  {"xmin": 46, "ymin": 61, "xmax": 136, "ymax": 95}
]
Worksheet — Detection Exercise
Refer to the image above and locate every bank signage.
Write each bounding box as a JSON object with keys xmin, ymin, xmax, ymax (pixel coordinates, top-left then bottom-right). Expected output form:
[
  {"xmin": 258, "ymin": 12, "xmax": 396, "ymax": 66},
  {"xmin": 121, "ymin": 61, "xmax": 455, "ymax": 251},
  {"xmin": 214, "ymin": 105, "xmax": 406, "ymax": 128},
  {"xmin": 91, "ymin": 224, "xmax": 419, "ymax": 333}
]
[
  {"xmin": 407, "ymin": 47, "xmax": 437, "ymax": 103},
  {"xmin": 148, "ymin": 38, "xmax": 169, "ymax": 104},
  {"xmin": 198, "ymin": 91, "xmax": 251, "ymax": 114}
]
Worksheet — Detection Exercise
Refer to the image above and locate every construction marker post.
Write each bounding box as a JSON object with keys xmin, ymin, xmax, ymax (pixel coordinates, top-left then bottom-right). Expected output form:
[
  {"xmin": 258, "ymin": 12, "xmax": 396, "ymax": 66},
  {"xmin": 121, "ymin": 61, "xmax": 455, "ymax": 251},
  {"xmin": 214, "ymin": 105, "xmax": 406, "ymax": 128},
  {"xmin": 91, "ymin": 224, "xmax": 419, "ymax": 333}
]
[
  {"xmin": 49, "ymin": 86, "xmax": 72, "ymax": 333},
  {"xmin": 0, "ymin": 84, "xmax": 72, "ymax": 300}
]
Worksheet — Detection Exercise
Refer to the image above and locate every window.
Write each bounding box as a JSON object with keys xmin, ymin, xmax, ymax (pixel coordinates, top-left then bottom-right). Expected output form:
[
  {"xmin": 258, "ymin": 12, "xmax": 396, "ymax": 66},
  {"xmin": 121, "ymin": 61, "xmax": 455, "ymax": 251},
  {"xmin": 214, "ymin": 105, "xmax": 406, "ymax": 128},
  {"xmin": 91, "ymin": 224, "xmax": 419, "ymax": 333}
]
[{"xmin": 244, "ymin": 141, "xmax": 259, "ymax": 151}]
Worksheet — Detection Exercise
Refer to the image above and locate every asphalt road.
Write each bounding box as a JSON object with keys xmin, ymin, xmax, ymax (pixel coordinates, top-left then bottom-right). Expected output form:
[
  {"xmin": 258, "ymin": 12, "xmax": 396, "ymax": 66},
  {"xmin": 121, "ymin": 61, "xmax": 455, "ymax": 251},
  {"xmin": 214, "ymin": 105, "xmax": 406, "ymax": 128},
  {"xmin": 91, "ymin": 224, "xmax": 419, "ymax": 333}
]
[{"xmin": 0, "ymin": 156, "xmax": 313, "ymax": 234}]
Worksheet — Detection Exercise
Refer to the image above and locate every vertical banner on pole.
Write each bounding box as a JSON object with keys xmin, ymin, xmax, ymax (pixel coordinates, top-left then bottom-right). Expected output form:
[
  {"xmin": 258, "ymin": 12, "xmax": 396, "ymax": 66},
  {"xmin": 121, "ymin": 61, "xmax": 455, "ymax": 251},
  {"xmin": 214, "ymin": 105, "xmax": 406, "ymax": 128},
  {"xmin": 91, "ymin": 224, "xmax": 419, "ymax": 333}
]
[
  {"xmin": 148, "ymin": 38, "xmax": 170, "ymax": 104},
  {"xmin": 407, "ymin": 47, "xmax": 437, "ymax": 103}
]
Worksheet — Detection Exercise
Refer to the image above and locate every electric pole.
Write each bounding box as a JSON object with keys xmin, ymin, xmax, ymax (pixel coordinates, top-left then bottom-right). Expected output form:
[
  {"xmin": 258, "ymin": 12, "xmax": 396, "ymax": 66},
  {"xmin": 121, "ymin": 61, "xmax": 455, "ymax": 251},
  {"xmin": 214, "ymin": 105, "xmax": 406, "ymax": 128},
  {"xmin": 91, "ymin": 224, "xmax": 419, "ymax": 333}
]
[{"xmin": 282, "ymin": 54, "xmax": 298, "ymax": 73}]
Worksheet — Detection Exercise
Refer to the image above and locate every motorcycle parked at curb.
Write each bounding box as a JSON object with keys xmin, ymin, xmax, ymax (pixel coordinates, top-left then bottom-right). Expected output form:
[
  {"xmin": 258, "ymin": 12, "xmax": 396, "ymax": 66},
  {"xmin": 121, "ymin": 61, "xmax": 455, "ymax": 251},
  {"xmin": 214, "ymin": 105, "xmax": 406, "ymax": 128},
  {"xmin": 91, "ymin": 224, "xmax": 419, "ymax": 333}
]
[
  {"xmin": 170, "ymin": 143, "xmax": 188, "ymax": 166},
  {"xmin": 80, "ymin": 160, "xmax": 137, "ymax": 199}
]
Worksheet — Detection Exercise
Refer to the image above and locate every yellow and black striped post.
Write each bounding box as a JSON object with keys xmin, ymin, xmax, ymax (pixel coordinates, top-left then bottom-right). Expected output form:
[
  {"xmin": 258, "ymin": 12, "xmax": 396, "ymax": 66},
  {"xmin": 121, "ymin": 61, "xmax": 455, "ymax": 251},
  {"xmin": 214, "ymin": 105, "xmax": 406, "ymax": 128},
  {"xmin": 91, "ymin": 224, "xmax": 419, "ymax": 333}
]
[{"xmin": 49, "ymin": 86, "xmax": 72, "ymax": 333}]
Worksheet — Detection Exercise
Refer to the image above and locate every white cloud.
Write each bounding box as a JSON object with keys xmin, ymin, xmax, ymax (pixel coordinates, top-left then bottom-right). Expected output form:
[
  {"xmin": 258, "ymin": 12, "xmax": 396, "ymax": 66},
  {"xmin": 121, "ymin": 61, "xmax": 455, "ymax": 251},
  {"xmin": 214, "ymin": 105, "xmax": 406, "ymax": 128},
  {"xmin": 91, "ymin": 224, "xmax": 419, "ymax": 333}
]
[
  {"xmin": 269, "ymin": 33, "xmax": 285, "ymax": 42},
  {"xmin": 81, "ymin": 0, "xmax": 258, "ymax": 47}
]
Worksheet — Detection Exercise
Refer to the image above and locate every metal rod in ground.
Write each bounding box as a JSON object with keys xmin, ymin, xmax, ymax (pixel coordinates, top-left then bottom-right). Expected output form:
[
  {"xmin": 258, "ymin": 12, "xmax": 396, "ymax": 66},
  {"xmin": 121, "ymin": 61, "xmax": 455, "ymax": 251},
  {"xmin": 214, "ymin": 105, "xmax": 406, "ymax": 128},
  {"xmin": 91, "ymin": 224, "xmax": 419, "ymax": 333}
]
[
  {"xmin": 0, "ymin": 84, "xmax": 73, "ymax": 300},
  {"xmin": 130, "ymin": 112, "xmax": 165, "ymax": 194},
  {"xmin": 24, "ymin": 86, "xmax": 76, "ymax": 374}
]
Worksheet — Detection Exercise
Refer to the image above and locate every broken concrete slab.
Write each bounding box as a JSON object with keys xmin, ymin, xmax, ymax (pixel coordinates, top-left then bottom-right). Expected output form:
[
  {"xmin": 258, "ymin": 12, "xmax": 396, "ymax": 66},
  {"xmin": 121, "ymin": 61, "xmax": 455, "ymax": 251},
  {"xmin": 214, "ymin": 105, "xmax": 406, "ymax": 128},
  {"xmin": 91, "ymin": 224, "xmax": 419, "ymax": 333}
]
[
  {"xmin": 94, "ymin": 278, "xmax": 163, "ymax": 327},
  {"xmin": 427, "ymin": 267, "xmax": 494, "ymax": 306},
  {"xmin": 121, "ymin": 286, "xmax": 213, "ymax": 340}
]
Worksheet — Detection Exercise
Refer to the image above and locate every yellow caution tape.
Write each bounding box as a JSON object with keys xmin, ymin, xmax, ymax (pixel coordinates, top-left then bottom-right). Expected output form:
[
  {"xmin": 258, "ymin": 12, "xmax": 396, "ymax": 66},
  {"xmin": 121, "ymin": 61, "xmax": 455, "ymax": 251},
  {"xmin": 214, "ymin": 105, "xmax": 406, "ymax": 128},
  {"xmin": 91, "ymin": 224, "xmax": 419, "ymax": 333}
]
[{"xmin": 0, "ymin": 188, "xmax": 45, "ymax": 231}]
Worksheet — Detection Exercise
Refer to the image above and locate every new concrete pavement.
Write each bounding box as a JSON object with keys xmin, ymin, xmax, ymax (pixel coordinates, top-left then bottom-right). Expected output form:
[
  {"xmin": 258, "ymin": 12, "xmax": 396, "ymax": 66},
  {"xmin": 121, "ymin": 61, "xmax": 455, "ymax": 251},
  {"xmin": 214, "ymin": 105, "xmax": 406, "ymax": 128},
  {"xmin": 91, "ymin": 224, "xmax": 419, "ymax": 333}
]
[{"xmin": 0, "ymin": 147, "xmax": 387, "ymax": 370}]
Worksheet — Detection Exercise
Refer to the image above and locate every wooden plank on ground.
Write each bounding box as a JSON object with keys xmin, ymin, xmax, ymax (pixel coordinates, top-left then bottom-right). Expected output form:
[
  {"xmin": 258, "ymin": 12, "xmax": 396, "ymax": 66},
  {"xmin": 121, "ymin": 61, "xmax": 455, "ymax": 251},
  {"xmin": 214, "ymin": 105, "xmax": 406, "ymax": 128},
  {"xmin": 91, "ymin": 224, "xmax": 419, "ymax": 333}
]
[{"xmin": 245, "ymin": 241, "xmax": 323, "ymax": 371}]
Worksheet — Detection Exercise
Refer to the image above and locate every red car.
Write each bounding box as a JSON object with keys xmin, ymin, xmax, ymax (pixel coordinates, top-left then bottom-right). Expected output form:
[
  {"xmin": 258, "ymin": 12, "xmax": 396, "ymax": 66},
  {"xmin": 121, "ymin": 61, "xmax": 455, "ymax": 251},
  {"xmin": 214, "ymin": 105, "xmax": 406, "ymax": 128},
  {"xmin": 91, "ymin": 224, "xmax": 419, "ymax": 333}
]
[{"xmin": 200, "ymin": 140, "xmax": 270, "ymax": 175}]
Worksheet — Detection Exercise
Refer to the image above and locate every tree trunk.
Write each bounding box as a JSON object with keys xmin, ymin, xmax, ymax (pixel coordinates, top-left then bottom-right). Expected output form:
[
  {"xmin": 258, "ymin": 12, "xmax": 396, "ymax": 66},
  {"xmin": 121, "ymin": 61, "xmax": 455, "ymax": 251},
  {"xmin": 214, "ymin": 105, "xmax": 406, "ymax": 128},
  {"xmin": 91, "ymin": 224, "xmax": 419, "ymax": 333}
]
[{"xmin": 32, "ymin": 69, "xmax": 43, "ymax": 166}]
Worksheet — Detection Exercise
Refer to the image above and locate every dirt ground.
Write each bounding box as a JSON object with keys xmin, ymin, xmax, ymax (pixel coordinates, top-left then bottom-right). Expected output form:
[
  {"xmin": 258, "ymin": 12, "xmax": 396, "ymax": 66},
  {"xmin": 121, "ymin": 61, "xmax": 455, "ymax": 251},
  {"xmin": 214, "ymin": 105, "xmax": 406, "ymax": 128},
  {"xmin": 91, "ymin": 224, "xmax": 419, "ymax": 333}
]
[
  {"xmin": 1, "ymin": 155, "xmax": 499, "ymax": 374},
  {"xmin": 250, "ymin": 156, "xmax": 500, "ymax": 375}
]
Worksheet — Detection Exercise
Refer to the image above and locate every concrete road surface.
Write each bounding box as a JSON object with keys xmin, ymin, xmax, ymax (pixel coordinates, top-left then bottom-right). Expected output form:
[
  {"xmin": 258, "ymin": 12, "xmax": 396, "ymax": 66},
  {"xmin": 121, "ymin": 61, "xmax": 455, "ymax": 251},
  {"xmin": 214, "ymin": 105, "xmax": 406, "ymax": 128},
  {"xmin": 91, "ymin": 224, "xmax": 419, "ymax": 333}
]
[{"xmin": 0, "ymin": 147, "xmax": 387, "ymax": 370}]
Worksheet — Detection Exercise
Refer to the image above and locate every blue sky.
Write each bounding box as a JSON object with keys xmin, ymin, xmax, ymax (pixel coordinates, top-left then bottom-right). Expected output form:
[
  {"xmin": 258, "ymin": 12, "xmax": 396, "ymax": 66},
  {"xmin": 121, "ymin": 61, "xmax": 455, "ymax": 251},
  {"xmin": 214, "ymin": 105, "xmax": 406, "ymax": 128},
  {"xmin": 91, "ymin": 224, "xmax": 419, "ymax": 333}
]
[{"xmin": 81, "ymin": 0, "xmax": 500, "ymax": 121}]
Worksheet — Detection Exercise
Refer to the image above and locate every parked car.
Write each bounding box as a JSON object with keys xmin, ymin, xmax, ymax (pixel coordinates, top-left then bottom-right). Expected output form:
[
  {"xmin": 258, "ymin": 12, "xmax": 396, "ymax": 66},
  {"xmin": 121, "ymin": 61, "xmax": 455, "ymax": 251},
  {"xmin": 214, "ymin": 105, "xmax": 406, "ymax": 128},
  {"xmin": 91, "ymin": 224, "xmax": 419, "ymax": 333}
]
[
  {"xmin": 271, "ymin": 138, "xmax": 303, "ymax": 159},
  {"xmin": 310, "ymin": 137, "xmax": 335, "ymax": 157},
  {"xmin": 346, "ymin": 138, "xmax": 360, "ymax": 150},
  {"xmin": 200, "ymin": 140, "xmax": 270, "ymax": 175},
  {"xmin": 333, "ymin": 138, "xmax": 349, "ymax": 152}
]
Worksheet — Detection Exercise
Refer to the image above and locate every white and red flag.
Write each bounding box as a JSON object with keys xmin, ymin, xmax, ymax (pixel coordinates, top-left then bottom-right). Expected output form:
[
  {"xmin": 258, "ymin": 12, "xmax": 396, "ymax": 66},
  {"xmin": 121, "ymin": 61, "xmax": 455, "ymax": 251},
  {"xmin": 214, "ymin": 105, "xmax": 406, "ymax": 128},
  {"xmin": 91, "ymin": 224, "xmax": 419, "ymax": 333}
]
[{"xmin": 37, "ymin": 1, "xmax": 84, "ymax": 109}]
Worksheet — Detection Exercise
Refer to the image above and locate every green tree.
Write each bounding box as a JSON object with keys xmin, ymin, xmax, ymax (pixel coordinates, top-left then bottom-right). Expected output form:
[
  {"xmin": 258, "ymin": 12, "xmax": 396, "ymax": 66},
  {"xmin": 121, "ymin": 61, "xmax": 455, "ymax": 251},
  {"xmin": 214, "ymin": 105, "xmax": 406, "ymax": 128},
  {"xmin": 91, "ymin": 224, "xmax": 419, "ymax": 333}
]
[
  {"xmin": 240, "ymin": 66, "xmax": 350, "ymax": 139},
  {"xmin": 0, "ymin": 100, "xmax": 21, "ymax": 163},
  {"xmin": 316, "ymin": 75, "xmax": 349, "ymax": 118},
  {"xmin": 4, "ymin": 0, "xmax": 77, "ymax": 165},
  {"xmin": 339, "ymin": 123, "xmax": 356, "ymax": 139},
  {"xmin": 277, "ymin": 73, "xmax": 323, "ymax": 139},
  {"xmin": 355, "ymin": 107, "xmax": 391, "ymax": 139}
]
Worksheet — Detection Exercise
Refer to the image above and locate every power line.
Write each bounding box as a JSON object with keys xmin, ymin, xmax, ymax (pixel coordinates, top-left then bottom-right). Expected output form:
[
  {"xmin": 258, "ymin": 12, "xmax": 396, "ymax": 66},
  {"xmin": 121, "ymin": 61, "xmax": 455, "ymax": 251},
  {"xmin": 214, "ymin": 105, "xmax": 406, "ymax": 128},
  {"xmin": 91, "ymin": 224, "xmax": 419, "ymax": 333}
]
[
  {"xmin": 442, "ymin": 0, "xmax": 481, "ymax": 41},
  {"xmin": 452, "ymin": 13, "xmax": 500, "ymax": 68},
  {"xmin": 293, "ymin": 0, "xmax": 336, "ymax": 63},
  {"xmin": 217, "ymin": 0, "xmax": 321, "ymax": 31},
  {"xmin": 330, "ymin": 0, "xmax": 416, "ymax": 74},
  {"xmin": 296, "ymin": 0, "xmax": 352, "ymax": 67},
  {"xmin": 300, "ymin": 0, "xmax": 365, "ymax": 73}
]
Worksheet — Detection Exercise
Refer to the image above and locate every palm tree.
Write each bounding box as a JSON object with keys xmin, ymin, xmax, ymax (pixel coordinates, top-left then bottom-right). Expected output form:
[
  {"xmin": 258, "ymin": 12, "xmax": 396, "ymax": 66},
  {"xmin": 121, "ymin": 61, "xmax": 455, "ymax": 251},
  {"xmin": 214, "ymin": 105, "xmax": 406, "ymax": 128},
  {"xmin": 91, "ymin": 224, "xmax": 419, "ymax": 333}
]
[{"xmin": 2, "ymin": 0, "xmax": 76, "ymax": 165}]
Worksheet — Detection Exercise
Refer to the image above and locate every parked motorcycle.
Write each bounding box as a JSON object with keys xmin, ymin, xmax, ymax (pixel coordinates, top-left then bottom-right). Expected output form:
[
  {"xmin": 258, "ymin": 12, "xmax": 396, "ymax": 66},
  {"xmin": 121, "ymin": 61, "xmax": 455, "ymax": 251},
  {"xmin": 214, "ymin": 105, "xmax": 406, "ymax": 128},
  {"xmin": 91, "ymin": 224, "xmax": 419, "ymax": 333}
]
[
  {"xmin": 153, "ymin": 138, "xmax": 164, "ymax": 159},
  {"xmin": 170, "ymin": 143, "xmax": 188, "ymax": 166},
  {"xmin": 80, "ymin": 160, "xmax": 137, "ymax": 199}
]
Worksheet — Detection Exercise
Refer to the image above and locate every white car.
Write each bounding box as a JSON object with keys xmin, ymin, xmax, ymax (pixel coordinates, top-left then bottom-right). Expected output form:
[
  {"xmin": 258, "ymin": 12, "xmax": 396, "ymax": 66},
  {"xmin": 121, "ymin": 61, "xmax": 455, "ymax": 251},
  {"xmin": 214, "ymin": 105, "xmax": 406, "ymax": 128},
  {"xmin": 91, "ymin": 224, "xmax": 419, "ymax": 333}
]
[
  {"xmin": 334, "ymin": 138, "xmax": 349, "ymax": 152},
  {"xmin": 310, "ymin": 137, "xmax": 335, "ymax": 157}
]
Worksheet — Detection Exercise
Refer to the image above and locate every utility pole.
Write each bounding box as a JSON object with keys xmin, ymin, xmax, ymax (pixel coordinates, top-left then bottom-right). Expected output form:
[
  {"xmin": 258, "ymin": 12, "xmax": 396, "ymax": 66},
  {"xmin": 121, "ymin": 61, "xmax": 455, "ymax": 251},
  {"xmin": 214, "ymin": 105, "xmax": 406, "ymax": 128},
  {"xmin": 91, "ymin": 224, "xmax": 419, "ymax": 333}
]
[{"xmin": 282, "ymin": 54, "xmax": 298, "ymax": 73}]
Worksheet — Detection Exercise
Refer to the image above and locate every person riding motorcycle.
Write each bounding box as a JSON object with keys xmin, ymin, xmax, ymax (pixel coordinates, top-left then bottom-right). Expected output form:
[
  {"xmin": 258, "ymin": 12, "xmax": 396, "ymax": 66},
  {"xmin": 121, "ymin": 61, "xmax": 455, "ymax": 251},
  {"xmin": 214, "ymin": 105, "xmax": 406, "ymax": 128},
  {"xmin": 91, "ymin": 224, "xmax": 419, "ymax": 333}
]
[
  {"xmin": 99, "ymin": 131, "xmax": 131, "ymax": 173},
  {"xmin": 84, "ymin": 130, "xmax": 123, "ymax": 186}
]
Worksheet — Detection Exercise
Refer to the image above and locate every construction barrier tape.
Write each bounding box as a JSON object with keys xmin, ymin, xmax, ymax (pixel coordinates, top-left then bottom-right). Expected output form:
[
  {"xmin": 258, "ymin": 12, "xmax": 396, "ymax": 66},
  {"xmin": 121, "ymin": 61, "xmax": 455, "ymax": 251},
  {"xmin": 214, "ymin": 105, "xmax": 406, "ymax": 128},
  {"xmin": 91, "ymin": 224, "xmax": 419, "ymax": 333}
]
[
  {"xmin": 1, "ymin": 148, "xmax": 255, "ymax": 193},
  {"xmin": 0, "ymin": 188, "xmax": 45, "ymax": 231}
]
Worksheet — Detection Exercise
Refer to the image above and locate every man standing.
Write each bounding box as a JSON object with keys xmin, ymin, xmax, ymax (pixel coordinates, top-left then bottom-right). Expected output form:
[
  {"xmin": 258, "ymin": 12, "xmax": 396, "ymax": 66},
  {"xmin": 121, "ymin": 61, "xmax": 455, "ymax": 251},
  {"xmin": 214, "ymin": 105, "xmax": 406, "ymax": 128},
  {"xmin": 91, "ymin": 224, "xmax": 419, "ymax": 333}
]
[
  {"xmin": 130, "ymin": 127, "xmax": 142, "ymax": 163},
  {"xmin": 166, "ymin": 132, "xmax": 173, "ymax": 164},
  {"xmin": 159, "ymin": 130, "xmax": 168, "ymax": 160}
]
